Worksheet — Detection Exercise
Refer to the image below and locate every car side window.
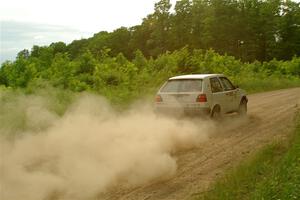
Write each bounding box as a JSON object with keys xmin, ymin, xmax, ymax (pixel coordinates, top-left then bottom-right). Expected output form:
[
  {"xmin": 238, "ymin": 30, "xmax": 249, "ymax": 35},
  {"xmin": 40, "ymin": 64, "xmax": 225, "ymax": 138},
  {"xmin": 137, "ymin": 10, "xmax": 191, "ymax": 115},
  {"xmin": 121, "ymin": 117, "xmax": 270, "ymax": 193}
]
[
  {"xmin": 210, "ymin": 77, "xmax": 223, "ymax": 93},
  {"xmin": 219, "ymin": 77, "xmax": 235, "ymax": 91}
]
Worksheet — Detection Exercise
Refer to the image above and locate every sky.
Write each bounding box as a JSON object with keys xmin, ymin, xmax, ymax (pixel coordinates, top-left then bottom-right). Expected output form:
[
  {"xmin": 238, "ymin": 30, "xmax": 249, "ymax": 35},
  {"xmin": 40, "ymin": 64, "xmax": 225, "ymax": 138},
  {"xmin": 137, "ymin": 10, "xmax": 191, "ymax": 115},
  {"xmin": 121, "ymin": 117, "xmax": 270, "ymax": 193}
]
[{"xmin": 0, "ymin": 0, "xmax": 177, "ymax": 64}]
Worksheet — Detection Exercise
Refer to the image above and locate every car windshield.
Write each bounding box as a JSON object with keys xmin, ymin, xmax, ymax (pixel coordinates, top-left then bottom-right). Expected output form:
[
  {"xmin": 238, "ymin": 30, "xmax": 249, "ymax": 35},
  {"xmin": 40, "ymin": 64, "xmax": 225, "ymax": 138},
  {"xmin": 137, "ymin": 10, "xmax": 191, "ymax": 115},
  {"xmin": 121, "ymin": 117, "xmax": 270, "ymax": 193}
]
[{"xmin": 160, "ymin": 79, "xmax": 203, "ymax": 93}]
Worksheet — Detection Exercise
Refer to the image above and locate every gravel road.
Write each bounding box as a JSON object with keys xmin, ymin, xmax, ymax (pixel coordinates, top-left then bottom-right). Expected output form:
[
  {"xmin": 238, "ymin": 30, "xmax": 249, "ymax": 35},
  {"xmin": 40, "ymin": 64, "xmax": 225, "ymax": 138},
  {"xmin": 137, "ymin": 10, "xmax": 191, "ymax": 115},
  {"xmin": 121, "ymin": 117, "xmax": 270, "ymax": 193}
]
[{"xmin": 101, "ymin": 87, "xmax": 300, "ymax": 200}]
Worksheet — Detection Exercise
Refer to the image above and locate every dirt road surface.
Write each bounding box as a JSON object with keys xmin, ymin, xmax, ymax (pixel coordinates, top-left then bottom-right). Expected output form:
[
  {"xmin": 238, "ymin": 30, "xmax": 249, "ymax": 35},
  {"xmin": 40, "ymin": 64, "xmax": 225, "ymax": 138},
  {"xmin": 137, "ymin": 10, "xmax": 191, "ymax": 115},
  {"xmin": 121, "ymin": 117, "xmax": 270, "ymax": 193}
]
[{"xmin": 102, "ymin": 88, "xmax": 300, "ymax": 200}]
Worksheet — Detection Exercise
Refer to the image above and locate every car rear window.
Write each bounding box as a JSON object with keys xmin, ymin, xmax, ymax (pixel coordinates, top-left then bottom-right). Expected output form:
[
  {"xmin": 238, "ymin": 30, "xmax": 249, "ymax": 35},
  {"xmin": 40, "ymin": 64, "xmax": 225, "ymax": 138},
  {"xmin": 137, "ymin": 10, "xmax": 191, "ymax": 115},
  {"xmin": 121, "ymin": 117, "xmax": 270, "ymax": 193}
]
[{"xmin": 160, "ymin": 79, "xmax": 203, "ymax": 92}]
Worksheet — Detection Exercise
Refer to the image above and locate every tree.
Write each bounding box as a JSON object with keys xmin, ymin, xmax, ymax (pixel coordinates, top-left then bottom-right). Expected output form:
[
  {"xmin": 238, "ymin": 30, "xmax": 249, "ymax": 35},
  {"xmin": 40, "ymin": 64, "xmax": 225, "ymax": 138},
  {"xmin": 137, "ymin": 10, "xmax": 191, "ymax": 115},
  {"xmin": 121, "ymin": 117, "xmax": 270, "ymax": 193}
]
[
  {"xmin": 147, "ymin": 0, "xmax": 172, "ymax": 56},
  {"xmin": 50, "ymin": 42, "xmax": 67, "ymax": 55},
  {"xmin": 17, "ymin": 49, "xmax": 30, "ymax": 59},
  {"xmin": 276, "ymin": 0, "xmax": 300, "ymax": 60},
  {"xmin": 107, "ymin": 27, "xmax": 132, "ymax": 58},
  {"xmin": 172, "ymin": 0, "xmax": 193, "ymax": 50}
]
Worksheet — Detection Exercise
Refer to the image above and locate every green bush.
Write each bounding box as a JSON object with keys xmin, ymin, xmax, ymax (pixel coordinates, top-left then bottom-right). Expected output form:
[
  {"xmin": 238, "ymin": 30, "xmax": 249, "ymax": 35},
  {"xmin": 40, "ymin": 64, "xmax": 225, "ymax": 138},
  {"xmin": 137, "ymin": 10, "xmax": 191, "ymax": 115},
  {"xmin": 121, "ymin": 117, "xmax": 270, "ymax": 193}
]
[{"xmin": 1, "ymin": 48, "xmax": 300, "ymax": 106}]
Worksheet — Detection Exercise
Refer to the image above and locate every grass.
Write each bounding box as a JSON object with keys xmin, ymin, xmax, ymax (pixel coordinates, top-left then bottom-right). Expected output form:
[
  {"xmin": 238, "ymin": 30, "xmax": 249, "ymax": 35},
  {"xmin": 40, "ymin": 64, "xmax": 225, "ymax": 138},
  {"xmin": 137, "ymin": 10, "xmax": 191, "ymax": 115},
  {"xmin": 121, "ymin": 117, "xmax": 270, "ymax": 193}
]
[
  {"xmin": 234, "ymin": 76, "xmax": 300, "ymax": 94},
  {"xmin": 193, "ymin": 113, "xmax": 300, "ymax": 200},
  {"xmin": 0, "ymin": 86, "xmax": 75, "ymax": 137}
]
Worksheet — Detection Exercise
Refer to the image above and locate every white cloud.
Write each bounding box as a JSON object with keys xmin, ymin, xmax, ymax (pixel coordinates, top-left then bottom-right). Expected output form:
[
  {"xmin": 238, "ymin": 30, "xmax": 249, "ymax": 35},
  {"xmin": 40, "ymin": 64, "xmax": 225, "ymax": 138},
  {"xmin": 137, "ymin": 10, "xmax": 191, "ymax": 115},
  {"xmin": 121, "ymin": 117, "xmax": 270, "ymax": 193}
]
[
  {"xmin": 0, "ymin": 21, "xmax": 90, "ymax": 63},
  {"xmin": 33, "ymin": 35, "xmax": 45, "ymax": 40}
]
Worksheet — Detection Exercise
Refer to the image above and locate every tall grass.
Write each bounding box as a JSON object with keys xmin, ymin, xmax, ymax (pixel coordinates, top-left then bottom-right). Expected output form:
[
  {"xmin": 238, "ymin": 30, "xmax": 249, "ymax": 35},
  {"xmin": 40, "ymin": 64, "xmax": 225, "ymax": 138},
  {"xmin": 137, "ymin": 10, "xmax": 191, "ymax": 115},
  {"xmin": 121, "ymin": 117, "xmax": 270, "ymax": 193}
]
[
  {"xmin": 0, "ymin": 86, "xmax": 74, "ymax": 137},
  {"xmin": 235, "ymin": 76, "xmax": 300, "ymax": 94}
]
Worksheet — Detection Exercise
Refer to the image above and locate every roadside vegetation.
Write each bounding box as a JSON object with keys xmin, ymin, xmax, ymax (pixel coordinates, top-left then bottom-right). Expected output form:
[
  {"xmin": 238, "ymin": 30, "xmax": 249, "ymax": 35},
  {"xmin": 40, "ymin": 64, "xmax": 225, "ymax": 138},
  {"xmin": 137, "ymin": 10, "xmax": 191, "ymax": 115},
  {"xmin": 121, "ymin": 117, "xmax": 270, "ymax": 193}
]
[
  {"xmin": 1, "ymin": 48, "xmax": 300, "ymax": 106},
  {"xmin": 193, "ymin": 113, "xmax": 300, "ymax": 200},
  {"xmin": 1, "ymin": 0, "xmax": 300, "ymax": 106}
]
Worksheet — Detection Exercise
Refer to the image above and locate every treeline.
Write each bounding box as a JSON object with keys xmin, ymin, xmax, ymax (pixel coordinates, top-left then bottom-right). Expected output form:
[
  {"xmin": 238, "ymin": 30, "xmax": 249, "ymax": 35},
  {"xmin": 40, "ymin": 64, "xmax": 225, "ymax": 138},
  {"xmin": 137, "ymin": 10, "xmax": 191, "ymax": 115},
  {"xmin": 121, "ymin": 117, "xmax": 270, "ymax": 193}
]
[
  {"xmin": 5, "ymin": 0, "xmax": 300, "ymax": 64},
  {"xmin": 1, "ymin": 47, "xmax": 300, "ymax": 105},
  {"xmin": 33, "ymin": 0, "xmax": 300, "ymax": 61},
  {"xmin": 64, "ymin": 0, "xmax": 300, "ymax": 61}
]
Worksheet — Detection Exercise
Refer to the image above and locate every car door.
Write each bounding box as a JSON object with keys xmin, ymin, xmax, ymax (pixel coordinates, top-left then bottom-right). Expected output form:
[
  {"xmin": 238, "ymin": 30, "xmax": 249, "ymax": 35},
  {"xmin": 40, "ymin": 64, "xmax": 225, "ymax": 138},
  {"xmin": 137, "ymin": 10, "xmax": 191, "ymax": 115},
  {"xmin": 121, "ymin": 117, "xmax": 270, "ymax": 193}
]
[
  {"xmin": 219, "ymin": 77, "xmax": 238, "ymax": 112},
  {"xmin": 209, "ymin": 77, "xmax": 230, "ymax": 113}
]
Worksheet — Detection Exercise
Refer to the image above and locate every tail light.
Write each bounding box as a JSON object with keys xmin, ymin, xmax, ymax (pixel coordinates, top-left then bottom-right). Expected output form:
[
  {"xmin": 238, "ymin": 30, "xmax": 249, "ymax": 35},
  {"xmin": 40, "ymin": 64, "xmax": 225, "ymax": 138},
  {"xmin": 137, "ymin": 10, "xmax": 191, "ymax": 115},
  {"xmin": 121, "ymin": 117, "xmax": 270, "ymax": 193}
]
[
  {"xmin": 196, "ymin": 94, "xmax": 207, "ymax": 102},
  {"xmin": 155, "ymin": 95, "xmax": 163, "ymax": 102}
]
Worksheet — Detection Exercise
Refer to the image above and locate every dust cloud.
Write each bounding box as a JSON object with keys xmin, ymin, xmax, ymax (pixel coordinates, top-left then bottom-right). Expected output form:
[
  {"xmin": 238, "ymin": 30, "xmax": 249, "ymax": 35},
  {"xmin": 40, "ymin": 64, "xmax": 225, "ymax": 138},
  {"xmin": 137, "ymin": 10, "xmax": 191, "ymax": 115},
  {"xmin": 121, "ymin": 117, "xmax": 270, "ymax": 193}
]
[{"xmin": 0, "ymin": 93, "xmax": 214, "ymax": 200}]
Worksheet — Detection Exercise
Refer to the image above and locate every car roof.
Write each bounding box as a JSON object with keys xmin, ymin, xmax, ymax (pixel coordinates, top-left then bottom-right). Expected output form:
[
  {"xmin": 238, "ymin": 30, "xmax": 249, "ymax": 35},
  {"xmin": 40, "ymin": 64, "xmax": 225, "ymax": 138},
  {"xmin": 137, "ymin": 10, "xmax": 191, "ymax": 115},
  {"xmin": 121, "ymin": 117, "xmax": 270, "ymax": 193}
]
[{"xmin": 169, "ymin": 74, "xmax": 224, "ymax": 80}]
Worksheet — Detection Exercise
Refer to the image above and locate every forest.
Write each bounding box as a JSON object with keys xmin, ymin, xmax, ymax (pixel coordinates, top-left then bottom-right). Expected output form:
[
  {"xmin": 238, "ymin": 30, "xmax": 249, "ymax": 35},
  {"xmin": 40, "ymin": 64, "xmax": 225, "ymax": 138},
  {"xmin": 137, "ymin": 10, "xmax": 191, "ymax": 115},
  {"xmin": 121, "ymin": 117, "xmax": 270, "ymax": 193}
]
[{"xmin": 0, "ymin": 0, "xmax": 300, "ymax": 106}]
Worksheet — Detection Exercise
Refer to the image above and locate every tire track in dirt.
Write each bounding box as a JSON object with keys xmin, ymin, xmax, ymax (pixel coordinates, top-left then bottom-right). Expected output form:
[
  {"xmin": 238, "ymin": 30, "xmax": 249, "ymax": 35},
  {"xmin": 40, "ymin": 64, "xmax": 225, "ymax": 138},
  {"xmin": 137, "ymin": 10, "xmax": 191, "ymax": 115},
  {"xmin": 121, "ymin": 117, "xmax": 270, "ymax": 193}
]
[{"xmin": 101, "ymin": 88, "xmax": 300, "ymax": 200}]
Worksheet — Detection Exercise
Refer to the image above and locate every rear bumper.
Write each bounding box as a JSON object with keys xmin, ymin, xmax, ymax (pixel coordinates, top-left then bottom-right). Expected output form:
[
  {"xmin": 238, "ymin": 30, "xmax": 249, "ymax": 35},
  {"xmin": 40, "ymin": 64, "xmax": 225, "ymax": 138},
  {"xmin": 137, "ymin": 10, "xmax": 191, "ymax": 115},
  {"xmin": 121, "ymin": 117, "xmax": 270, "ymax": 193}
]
[{"xmin": 155, "ymin": 105, "xmax": 211, "ymax": 117}]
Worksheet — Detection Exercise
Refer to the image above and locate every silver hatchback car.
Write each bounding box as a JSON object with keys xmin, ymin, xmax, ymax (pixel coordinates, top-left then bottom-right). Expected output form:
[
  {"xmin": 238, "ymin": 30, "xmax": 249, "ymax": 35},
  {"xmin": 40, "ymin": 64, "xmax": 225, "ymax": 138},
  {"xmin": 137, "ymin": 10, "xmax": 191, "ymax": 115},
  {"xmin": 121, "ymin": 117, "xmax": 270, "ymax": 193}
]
[{"xmin": 155, "ymin": 74, "xmax": 248, "ymax": 118}]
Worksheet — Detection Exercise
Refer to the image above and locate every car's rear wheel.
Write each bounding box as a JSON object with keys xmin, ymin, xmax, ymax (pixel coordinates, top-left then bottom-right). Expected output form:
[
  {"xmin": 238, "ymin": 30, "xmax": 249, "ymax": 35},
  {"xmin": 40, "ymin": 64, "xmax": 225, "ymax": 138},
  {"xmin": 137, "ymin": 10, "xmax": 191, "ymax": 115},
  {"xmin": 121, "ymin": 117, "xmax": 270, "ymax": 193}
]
[
  {"xmin": 211, "ymin": 105, "xmax": 221, "ymax": 120},
  {"xmin": 238, "ymin": 99, "xmax": 247, "ymax": 116}
]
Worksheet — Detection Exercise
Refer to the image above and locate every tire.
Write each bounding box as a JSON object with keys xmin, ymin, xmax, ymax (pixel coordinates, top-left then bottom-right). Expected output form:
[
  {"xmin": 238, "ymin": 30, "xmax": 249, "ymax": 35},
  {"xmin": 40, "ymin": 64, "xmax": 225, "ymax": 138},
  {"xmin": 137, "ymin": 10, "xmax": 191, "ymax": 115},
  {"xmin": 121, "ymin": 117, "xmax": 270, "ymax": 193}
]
[
  {"xmin": 211, "ymin": 106, "xmax": 221, "ymax": 120},
  {"xmin": 238, "ymin": 99, "xmax": 247, "ymax": 116}
]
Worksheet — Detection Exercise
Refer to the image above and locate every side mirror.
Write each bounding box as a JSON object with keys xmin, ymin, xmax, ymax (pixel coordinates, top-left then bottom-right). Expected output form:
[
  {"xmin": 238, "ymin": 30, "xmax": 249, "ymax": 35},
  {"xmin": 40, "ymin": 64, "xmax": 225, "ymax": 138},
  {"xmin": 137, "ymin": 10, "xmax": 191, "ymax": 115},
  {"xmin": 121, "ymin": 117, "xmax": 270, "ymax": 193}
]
[{"xmin": 235, "ymin": 85, "xmax": 239, "ymax": 89}]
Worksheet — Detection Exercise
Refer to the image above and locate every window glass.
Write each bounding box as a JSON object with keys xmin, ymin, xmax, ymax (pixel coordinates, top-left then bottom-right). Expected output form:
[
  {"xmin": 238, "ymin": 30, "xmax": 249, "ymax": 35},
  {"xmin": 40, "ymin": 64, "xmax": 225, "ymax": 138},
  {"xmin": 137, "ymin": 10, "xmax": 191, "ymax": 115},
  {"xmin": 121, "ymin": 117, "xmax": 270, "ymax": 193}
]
[
  {"xmin": 210, "ymin": 77, "xmax": 223, "ymax": 93},
  {"xmin": 219, "ymin": 77, "xmax": 235, "ymax": 91},
  {"xmin": 161, "ymin": 79, "xmax": 202, "ymax": 92}
]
